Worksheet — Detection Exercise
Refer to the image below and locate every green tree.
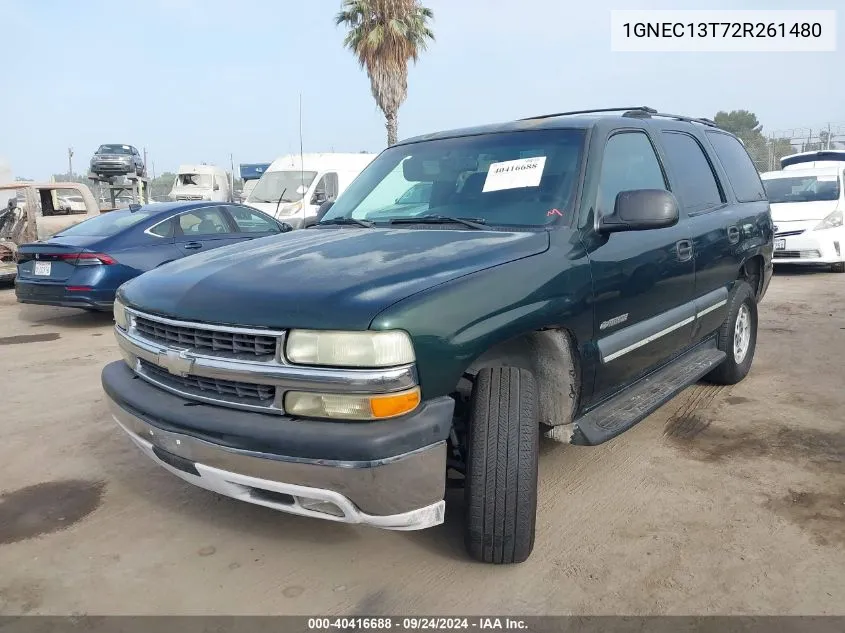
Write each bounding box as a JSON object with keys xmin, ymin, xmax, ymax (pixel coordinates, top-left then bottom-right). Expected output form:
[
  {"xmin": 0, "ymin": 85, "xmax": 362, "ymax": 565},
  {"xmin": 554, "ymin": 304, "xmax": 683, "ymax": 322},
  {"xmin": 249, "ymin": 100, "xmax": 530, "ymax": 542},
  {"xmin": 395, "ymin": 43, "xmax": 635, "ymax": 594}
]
[
  {"xmin": 713, "ymin": 110, "xmax": 765, "ymax": 147},
  {"xmin": 336, "ymin": 0, "xmax": 434, "ymax": 146}
]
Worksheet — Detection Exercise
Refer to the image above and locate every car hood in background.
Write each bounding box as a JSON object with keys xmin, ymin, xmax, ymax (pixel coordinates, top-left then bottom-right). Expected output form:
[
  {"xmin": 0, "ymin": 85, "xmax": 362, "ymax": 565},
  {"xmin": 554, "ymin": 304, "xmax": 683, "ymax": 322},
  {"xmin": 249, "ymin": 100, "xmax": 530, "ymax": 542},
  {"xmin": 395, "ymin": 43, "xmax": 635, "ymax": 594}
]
[
  {"xmin": 770, "ymin": 200, "xmax": 839, "ymax": 223},
  {"xmin": 119, "ymin": 227, "xmax": 550, "ymax": 330}
]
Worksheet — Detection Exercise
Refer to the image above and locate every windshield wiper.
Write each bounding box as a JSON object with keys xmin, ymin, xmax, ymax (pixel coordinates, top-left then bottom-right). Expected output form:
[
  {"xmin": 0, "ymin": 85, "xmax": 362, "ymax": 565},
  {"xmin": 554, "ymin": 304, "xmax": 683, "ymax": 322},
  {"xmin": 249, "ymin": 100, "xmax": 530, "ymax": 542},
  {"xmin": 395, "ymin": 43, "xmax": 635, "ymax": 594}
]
[
  {"xmin": 389, "ymin": 214, "xmax": 488, "ymax": 230},
  {"xmin": 317, "ymin": 217, "xmax": 375, "ymax": 228}
]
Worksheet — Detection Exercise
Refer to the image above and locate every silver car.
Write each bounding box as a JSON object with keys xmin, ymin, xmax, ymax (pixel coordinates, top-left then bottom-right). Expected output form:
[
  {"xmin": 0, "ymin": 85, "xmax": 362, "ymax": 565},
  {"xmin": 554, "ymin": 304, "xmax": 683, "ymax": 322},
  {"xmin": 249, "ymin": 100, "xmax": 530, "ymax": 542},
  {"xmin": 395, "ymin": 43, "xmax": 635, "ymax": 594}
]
[{"xmin": 90, "ymin": 144, "xmax": 146, "ymax": 178}]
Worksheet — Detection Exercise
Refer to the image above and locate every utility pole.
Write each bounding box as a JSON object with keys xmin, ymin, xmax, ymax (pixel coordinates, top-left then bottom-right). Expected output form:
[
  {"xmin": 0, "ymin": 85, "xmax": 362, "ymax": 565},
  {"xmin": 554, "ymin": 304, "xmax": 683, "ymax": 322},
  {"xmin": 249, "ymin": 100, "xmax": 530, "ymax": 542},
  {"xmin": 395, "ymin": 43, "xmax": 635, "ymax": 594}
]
[
  {"xmin": 143, "ymin": 147, "xmax": 148, "ymax": 171},
  {"xmin": 230, "ymin": 153, "xmax": 235, "ymax": 200},
  {"xmin": 67, "ymin": 147, "xmax": 74, "ymax": 179}
]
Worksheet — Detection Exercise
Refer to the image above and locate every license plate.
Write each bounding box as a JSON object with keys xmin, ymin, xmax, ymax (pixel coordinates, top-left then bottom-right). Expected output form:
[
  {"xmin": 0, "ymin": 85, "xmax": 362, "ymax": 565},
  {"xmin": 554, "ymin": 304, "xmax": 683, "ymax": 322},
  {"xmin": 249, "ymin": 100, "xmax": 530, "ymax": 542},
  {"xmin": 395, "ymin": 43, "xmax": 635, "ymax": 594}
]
[
  {"xmin": 33, "ymin": 261, "xmax": 51, "ymax": 276},
  {"xmin": 774, "ymin": 239, "xmax": 786, "ymax": 251}
]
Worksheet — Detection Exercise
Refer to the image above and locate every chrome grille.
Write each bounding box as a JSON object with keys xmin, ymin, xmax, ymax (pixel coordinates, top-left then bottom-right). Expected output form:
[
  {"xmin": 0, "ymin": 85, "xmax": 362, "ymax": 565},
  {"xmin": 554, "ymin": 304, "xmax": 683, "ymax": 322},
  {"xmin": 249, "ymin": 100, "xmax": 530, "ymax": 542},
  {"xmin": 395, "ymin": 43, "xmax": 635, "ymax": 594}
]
[
  {"xmin": 775, "ymin": 230, "xmax": 804, "ymax": 238},
  {"xmin": 134, "ymin": 316, "xmax": 277, "ymax": 357},
  {"xmin": 139, "ymin": 359, "xmax": 276, "ymax": 404}
]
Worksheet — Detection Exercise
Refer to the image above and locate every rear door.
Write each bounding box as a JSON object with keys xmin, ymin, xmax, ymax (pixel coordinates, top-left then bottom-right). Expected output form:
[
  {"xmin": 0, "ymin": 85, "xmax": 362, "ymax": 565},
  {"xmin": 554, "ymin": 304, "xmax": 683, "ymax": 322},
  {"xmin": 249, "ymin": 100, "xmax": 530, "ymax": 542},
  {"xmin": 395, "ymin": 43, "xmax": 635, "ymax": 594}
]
[
  {"xmin": 657, "ymin": 128, "xmax": 736, "ymax": 340},
  {"xmin": 588, "ymin": 127, "xmax": 696, "ymax": 401},
  {"xmin": 173, "ymin": 206, "xmax": 242, "ymax": 257}
]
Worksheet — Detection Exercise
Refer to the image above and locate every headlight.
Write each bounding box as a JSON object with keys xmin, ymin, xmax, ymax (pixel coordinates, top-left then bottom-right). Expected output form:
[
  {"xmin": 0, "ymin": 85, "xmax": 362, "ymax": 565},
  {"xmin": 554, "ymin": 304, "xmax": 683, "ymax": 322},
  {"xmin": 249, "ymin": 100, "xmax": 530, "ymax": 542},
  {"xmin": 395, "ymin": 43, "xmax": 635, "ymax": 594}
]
[
  {"xmin": 813, "ymin": 208, "xmax": 843, "ymax": 231},
  {"xmin": 276, "ymin": 201, "xmax": 303, "ymax": 217},
  {"xmin": 285, "ymin": 330, "xmax": 415, "ymax": 367},
  {"xmin": 113, "ymin": 298, "xmax": 128, "ymax": 330},
  {"xmin": 285, "ymin": 387, "xmax": 421, "ymax": 420}
]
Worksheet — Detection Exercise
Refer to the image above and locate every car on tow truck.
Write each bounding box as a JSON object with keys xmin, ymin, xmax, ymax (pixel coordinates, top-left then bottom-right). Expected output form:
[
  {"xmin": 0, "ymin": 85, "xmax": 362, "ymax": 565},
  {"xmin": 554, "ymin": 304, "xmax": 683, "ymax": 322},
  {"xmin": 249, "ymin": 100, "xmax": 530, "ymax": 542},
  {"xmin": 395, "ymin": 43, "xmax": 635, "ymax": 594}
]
[{"xmin": 102, "ymin": 106, "xmax": 773, "ymax": 564}]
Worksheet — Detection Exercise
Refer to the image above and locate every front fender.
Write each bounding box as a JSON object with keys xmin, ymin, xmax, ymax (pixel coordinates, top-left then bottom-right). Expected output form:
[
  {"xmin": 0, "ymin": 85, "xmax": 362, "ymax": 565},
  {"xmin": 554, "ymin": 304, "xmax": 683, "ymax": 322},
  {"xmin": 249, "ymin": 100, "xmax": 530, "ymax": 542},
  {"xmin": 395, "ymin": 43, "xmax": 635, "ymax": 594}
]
[{"xmin": 369, "ymin": 245, "xmax": 594, "ymax": 400}]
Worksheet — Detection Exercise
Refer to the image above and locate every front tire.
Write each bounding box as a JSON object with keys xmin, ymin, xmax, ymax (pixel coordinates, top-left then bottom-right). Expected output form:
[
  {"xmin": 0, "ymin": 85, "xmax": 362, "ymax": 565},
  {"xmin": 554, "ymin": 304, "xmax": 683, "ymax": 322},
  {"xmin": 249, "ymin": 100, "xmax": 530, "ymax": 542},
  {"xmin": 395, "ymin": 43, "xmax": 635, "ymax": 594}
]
[
  {"xmin": 464, "ymin": 366, "xmax": 539, "ymax": 564},
  {"xmin": 831, "ymin": 262, "xmax": 845, "ymax": 273},
  {"xmin": 706, "ymin": 281, "xmax": 758, "ymax": 385}
]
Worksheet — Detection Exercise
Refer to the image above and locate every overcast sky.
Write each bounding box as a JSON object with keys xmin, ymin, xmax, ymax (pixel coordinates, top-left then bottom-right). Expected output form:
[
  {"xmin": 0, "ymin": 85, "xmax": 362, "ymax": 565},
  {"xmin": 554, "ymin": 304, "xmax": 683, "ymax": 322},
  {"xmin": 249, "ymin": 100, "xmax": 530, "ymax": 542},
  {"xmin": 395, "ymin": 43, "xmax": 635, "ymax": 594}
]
[{"xmin": 1, "ymin": 0, "xmax": 842, "ymax": 179}]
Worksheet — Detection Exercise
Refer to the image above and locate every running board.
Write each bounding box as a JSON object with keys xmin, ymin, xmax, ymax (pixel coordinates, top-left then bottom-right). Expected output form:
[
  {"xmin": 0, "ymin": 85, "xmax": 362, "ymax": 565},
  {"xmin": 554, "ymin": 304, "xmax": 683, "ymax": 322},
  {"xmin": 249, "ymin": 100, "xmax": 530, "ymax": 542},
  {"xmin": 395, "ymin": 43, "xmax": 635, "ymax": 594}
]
[{"xmin": 571, "ymin": 342, "xmax": 726, "ymax": 446}]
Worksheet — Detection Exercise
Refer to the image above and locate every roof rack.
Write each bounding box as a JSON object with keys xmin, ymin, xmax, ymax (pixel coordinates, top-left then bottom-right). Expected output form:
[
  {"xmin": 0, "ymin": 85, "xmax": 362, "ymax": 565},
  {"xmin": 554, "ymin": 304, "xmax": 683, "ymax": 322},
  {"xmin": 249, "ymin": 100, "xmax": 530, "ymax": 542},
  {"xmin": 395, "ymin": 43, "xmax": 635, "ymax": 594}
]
[{"xmin": 521, "ymin": 106, "xmax": 719, "ymax": 128}]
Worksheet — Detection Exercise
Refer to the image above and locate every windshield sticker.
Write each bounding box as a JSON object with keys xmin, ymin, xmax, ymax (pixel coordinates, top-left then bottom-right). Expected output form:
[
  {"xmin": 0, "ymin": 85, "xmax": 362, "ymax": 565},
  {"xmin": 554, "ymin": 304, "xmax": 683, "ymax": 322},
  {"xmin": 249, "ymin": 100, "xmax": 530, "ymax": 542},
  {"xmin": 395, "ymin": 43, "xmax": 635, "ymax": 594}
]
[
  {"xmin": 816, "ymin": 175, "xmax": 838, "ymax": 181},
  {"xmin": 482, "ymin": 157, "xmax": 546, "ymax": 192}
]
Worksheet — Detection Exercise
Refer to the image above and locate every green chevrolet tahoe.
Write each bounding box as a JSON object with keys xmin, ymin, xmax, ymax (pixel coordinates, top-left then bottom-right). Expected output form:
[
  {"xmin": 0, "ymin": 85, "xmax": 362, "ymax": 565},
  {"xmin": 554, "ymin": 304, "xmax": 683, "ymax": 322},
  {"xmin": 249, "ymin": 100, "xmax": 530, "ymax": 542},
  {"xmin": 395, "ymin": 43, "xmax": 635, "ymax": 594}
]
[{"xmin": 102, "ymin": 106, "xmax": 774, "ymax": 564}]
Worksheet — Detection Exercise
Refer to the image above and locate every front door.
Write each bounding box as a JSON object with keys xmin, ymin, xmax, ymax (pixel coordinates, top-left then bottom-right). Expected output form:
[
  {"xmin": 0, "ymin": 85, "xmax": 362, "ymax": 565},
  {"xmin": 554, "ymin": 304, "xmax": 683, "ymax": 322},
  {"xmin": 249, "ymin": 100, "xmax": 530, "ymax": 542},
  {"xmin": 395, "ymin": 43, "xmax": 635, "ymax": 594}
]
[{"xmin": 586, "ymin": 129, "xmax": 696, "ymax": 402}]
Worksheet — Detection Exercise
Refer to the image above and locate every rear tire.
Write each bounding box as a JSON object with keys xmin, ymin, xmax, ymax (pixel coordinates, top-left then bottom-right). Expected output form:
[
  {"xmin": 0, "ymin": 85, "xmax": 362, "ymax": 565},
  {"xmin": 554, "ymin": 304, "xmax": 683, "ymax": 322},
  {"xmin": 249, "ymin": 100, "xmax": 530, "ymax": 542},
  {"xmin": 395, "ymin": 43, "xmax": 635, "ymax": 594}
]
[
  {"xmin": 831, "ymin": 262, "xmax": 845, "ymax": 273},
  {"xmin": 464, "ymin": 366, "xmax": 539, "ymax": 564},
  {"xmin": 706, "ymin": 281, "xmax": 758, "ymax": 385}
]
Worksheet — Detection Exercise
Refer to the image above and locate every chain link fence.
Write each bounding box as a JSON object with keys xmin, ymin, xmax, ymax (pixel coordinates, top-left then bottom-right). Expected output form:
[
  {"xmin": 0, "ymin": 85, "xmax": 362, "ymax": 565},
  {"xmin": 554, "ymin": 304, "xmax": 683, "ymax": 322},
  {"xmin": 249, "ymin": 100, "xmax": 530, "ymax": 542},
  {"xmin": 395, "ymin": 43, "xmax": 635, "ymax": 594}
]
[{"xmin": 744, "ymin": 125, "xmax": 845, "ymax": 173}]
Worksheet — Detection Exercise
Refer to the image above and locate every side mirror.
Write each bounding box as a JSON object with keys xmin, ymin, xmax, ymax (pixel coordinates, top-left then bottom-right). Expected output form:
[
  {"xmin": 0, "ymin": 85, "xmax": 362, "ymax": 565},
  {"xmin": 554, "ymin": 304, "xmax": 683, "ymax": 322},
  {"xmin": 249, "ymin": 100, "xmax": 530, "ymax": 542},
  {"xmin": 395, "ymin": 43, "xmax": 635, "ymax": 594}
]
[
  {"xmin": 213, "ymin": 183, "xmax": 220, "ymax": 191},
  {"xmin": 312, "ymin": 191, "xmax": 328, "ymax": 205},
  {"xmin": 277, "ymin": 221, "xmax": 294, "ymax": 232},
  {"xmin": 316, "ymin": 200, "xmax": 334, "ymax": 220},
  {"xmin": 598, "ymin": 189, "xmax": 679, "ymax": 234}
]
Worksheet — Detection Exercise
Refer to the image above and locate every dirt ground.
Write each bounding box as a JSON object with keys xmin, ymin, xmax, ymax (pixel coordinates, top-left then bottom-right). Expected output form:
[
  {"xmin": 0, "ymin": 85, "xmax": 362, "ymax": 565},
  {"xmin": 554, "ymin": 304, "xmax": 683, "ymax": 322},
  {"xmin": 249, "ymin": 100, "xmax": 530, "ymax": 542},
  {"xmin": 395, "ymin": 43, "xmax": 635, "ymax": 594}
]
[{"xmin": 0, "ymin": 269, "xmax": 843, "ymax": 616}]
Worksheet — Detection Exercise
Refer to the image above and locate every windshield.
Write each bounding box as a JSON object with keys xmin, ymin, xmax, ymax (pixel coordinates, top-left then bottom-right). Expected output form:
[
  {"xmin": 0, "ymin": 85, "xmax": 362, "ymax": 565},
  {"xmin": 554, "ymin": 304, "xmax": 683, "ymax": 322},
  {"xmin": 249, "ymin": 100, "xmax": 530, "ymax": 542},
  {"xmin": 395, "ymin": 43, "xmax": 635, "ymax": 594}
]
[
  {"xmin": 98, "ymin": 145, "xmax": 132, "ymax": 155},
  {"xmin": 322, "ymin": 129, "xmax": 586, "ymax": 227},
  {"xmin": 247, "ymin": 170, "xmax": 317, "ymax": 204},
  {"xmin": 763, "ymin": 175, "xmax": 841, "ymax": 203},
  {"xmin": 55, "ymin": 209, "xmax": 154, "ymax": 236},
  {"xmin": 175, "ymin": 173, "xmax": 212, "ymax": 188}
]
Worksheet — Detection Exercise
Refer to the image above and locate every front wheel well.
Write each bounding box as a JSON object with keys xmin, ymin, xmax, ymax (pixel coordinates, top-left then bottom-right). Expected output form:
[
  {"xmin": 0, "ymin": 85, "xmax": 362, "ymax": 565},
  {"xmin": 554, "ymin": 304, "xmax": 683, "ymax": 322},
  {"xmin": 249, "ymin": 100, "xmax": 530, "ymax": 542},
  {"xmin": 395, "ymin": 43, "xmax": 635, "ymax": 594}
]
[{"xmin": 462, "ymin": 328, "xmax": 580, "ymax": 429}]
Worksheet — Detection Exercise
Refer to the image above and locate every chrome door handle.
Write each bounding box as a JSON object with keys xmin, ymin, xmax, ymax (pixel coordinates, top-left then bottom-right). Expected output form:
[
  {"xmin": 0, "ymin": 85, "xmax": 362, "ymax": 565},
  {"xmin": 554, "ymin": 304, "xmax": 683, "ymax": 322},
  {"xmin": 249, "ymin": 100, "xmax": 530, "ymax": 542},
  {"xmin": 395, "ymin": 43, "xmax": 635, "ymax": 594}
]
[{"xmin": 676, "ymin": 239, "xmax": 693, "ymax": 262}]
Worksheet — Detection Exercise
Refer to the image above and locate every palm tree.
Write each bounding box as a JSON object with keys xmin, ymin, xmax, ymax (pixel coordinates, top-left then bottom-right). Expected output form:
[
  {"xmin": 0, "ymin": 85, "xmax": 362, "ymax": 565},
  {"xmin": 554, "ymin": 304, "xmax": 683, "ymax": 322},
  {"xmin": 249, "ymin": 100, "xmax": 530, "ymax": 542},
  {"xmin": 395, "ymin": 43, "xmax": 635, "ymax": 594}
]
[{"xmin": 336, "ymin": 0, "xmax": 434, "ymax": 146}]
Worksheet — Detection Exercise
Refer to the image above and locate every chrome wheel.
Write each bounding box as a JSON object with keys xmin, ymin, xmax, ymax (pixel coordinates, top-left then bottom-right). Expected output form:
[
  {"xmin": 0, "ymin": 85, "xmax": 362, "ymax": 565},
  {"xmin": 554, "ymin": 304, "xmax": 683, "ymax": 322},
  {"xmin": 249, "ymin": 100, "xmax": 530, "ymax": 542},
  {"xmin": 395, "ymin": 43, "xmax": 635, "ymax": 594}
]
[{"xmin": 733, "ymin": 303, "xmax": 752, "ymax": 363}]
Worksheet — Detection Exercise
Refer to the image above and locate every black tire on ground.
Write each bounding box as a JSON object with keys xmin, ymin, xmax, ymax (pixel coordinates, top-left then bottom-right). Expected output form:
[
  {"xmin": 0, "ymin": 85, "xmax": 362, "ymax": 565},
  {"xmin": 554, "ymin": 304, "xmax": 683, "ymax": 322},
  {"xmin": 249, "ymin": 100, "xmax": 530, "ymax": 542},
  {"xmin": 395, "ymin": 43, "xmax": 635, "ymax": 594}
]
[
  {"xmin": 831, "ymin": 262, "xmax": 845, "ymax": 273},
  {"xmin": 464, "ymin": 366, "xmax": 539, "ymax": 564},
  {"xmin": 706, "ymin": 280, "xmax": 758, "ymax": 385}
]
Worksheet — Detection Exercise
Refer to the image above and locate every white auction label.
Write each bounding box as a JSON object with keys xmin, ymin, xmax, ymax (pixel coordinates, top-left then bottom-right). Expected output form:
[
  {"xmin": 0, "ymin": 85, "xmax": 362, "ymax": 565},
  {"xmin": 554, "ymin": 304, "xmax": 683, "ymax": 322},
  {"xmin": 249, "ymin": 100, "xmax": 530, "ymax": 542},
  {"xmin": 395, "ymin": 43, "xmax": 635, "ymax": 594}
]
[
  {"xmin": 611, "ymin": 10, "xmax": 837, "ymax": 52},
  {"xmin": 483, "ymin": 157, "xmax": 546, "ymax": 193}
]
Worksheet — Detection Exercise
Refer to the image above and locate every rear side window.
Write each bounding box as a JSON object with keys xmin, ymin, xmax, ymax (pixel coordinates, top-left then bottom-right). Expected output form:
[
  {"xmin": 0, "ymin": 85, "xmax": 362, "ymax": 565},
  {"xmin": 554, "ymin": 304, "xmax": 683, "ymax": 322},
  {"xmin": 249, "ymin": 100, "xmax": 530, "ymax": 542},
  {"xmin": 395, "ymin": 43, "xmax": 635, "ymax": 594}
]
[
  {"xmin": 596, "ymin": 131, "xmax": 667, "ymax": 217},
  {"xmin": 661, "ymin": 132, "xmax": 724, "ymax": 213},
  {"xmin": 148, "ymin": 217, "xmax": 175, "ymax": 237},
  {"xmin": 706, "ymin": 132, "xmax": 766, "ymax": 202}
]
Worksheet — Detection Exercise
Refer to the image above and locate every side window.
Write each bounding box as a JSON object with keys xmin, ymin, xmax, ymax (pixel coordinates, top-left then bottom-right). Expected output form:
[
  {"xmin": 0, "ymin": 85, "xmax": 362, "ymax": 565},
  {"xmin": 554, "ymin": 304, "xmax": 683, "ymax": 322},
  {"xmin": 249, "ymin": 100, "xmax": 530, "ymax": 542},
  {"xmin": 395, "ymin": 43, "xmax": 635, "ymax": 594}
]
[
  {"xmin": 312, "ymin": 173, "xmax": 339, "ymax": 203},
  {"xmin": 596, "ymin": 131, "xmax": 667, "ymax": 217},
  {"xmin": 661, "ymin": 132, "xmax": 724, "ymax": 213},
  {"xmin": 148, "ymin": 217, "xmax": 175, "ymax": 238},
  {"xmin": 226, "ymin": 206, "xmax": 280, "ymax": 233},
  {"xmin": 177, "ymin": 207, "xmax": 231, "ymax": 236},
  {"xmin": 705, "ymin": 132, "xmax": 766, "ymax": 202}
]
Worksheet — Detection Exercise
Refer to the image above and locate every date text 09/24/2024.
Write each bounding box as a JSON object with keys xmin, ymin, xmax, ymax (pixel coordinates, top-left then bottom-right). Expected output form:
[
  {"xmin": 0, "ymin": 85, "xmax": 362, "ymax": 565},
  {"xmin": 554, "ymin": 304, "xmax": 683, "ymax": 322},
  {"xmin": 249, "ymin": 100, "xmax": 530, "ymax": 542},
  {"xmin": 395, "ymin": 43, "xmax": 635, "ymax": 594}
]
[{"xmin": 307, "ymin": 618, "xmax": 528, "ymax": 630}]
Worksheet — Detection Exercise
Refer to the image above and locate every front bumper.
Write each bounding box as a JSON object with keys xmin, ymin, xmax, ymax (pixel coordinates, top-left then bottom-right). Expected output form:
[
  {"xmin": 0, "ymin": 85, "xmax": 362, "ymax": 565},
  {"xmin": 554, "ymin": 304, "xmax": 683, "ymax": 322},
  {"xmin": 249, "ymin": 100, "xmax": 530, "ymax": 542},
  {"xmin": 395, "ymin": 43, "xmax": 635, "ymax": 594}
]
[
  {"xmin": 773, "ymin": 228, "xmax": 844, "ymax": 265},
  {"xmin": 102, "ymin": 361, "xmax": 451, "ymax": 529},
  {"xmin": 91, "ymin": 160, "xmax": 133, "ymax": 174}
]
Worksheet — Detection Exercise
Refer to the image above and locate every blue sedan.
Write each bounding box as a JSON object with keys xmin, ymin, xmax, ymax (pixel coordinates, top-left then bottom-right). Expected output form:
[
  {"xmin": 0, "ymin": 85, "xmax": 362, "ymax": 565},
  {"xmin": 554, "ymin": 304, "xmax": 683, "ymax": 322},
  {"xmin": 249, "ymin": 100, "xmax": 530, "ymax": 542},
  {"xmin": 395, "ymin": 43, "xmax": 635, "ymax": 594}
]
[{"xmin": 15, "ymin": 201, "xmax": 290, "ymax": 311}]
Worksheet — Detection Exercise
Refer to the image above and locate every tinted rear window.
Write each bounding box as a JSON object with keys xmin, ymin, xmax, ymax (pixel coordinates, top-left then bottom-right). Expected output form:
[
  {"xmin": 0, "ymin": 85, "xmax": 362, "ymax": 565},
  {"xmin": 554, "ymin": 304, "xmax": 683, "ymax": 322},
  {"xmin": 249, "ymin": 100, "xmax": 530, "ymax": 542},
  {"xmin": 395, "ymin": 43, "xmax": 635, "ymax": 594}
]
[
  {"xmin": 56, "ymin": 210, "xmax": 154, "ymax": 236},
  {"xmin": 706, "ymin": 132, "xmax": 766, "ymax": 203}
]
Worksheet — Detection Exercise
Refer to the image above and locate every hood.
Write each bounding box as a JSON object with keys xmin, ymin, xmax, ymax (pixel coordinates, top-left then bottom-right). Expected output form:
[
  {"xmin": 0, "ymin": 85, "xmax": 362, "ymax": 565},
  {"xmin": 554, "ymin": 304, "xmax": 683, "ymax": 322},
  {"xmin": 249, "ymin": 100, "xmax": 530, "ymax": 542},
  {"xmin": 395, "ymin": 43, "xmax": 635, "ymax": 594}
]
[
  {"xmin": 120, "ymin": 227, "xmax": 550, "ymax": 330},
  {"xmin": 770, "ymin": 200, "xmax": 838, "ymax": 223}
]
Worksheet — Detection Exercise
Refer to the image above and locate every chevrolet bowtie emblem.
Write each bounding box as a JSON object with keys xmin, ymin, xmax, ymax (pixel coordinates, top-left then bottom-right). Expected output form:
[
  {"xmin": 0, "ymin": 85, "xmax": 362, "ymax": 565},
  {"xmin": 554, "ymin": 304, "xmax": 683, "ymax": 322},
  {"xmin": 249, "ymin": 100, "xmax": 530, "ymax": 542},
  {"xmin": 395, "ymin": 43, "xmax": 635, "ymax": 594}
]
[{"xmin": 159, "ymin": 349, "xmax": 195, "ymax": 377}]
